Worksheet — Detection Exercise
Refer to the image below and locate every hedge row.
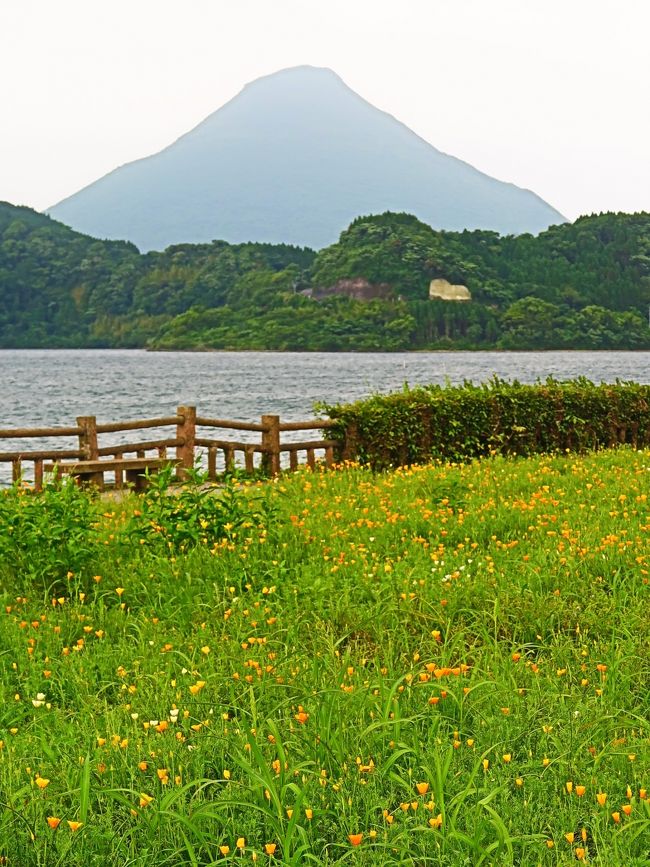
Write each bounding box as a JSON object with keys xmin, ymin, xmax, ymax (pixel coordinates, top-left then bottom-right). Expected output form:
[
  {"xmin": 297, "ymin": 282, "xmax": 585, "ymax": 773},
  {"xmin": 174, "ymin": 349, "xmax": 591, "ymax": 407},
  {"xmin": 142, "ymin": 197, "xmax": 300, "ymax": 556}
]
[{"xmin": 323, "ymin": 378, "xmax": 650, "ymax": 468}]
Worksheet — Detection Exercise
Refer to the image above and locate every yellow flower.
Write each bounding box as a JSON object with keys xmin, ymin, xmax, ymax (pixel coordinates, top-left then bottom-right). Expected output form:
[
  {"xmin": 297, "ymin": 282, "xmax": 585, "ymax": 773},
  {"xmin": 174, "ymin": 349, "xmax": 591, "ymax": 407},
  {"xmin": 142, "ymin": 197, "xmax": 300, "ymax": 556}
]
[
  {"xmin": 566, "ymin": 781, "xmax": 573, "ymax": 794},
  {"xmin": 565, "ymin": 832, "xmax": 575, "ymax": 844},
  {"xmin": 305, "ymin": 808, "xmax": 313, "ymax": 819},
  {"xmin": 596, "ymin": 791, "xmax": 607, "ymax": 807},
  {"xmin": 236, "ymin": 837, "xmax": 245, "ymax": 849},
  {"xmin": 428, "ymin": 813, "xmax": 443, "ymax": 829},
  {"xmin": 502, "ymin": 754, "xmax": 511, "ymax": 764},
  {"xmin": 219, "ymin": 845, "xmax": 230, "ymax": 856},
  {"xmin": 115, "ymin": 587, "xmax": 125, "ymax": 597},
  {"xmin": 67, "ymin": 820, "xmax": 83, "ymax": 831},
  {"xmin": 264, "ymin": 842, "xmax": 277, "ymax": 855},
  {"xmin": 416, "ymin": 781, "xmax": 429, "ymax": 795},
  {"xmin": 35, "ymin": 776, "xmax": 50, "ymax": 790},
  {"xmin": 139, "ymin": 793, "xmax": 154, "ymax": 808},
  {"xmin": 189, "ymin": 680, "xmax": 206, "ymax": 695}
]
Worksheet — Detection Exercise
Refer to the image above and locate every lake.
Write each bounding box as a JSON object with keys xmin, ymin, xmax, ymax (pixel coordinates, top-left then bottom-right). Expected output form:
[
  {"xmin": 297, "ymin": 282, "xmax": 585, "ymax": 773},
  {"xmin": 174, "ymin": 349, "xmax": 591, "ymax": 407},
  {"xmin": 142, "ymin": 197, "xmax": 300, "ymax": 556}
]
[{"xmin": 2, "ymin": 349, "xmax": 650, "ymax": 483}]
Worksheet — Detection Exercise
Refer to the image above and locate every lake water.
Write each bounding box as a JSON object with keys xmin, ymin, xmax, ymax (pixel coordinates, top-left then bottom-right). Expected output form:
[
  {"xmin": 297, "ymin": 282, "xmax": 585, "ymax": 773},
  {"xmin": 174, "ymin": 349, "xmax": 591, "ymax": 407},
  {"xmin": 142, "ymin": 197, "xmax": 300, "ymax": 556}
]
[{"xmin": 2, "ymin": 349, "xmax": 650, "ymax": 483}]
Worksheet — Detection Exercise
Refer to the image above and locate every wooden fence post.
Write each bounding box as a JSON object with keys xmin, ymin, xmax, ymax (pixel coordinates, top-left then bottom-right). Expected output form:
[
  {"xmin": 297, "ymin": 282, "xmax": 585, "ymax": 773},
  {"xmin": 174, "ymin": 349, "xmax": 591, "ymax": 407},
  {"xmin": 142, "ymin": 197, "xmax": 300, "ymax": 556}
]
[
  {"xmin": 341, "ymin": 421, "xmax": 358, "ymax": 463},
  {"xmin": 76, "ymin": 416, "xmax": 102, "ymax": 487},
  {"xmin": 77, "ymin": 416, "xmax": 99, "ymax": 460},
  {"xmin": 261, "ymin": 414, "xmax": 281, "ymax": 476},
  {"xmin": 176, "ymin": 405, "xmax": 196, "ymax": 480}
]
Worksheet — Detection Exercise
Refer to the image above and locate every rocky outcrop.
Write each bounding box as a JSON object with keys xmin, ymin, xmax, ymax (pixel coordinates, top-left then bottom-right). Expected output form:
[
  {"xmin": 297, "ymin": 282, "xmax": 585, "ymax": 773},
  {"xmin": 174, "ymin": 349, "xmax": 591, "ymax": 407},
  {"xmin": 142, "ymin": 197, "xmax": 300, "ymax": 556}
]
[
  {"xmin": 306, "ymin": 278, "xmax": 393, "ymax": 301},
  {"xmin": 429, "ymin": 278, "xmax": 471, "ymax": 301}
]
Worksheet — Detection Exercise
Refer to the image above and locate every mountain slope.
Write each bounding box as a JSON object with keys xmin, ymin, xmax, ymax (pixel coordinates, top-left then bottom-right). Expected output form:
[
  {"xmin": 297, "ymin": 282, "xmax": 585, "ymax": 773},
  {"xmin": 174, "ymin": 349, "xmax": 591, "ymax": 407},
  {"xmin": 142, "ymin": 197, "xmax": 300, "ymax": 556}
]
[{"xmin": 48, "ymin": 66, "xmax": 564, "ymax": 251}]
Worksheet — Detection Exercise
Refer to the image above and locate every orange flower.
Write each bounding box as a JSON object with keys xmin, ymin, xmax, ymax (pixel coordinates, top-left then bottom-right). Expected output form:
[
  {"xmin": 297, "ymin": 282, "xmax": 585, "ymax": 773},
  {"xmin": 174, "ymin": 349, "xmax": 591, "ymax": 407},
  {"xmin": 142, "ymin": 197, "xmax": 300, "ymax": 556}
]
[
  {"xmin": 611, "ymin": 811, "xmax": 621, "ymax": 824},
  {"xmin": 575, "ymin": 785, "xmax": 586, "ymax": 797},
  {"xmin": 416, "ymin": 781, "xmax": 429, "ymax": 795},
  {"xmin": 219, "ymin": 845, "xmax": 230, "ymax": 856},
  {"xmin": 575, "ymin": 847, "xmax": 586, "ymax": 861},
  {"xmin": 67, "ymin": 820, "xmax": 83, "ymax": 832},
  {"xmin": 35, "ymin": 776, "xmax": 50, "ymax": 790},
  {"xmin": 294, "ymin": 709, "xmax": 309, "ymax": 725},
  {"xmin": 348, "ymin": 833, "xmax": 363, "ymax": 846},
  {"xmin": 264, "ymin": 843, "xmax": 277, "ymax": 855},
  {"xmin": 46, "ymin": 816, "xmax": 61, "ymax": 829},
  {"xmin": 565, "ymin": 832, "xmax": 575, "ymax": 844},
  {"xmin": 621, "ymin": 804, "xmax": 632, "ymax": 816},
  {"xmin": 428, "ymin": 814, "xmax": 443, "ymax": 829},
  {"xmin": 596, "ymin": 791, "xmax": 607, "ymax": 807}
]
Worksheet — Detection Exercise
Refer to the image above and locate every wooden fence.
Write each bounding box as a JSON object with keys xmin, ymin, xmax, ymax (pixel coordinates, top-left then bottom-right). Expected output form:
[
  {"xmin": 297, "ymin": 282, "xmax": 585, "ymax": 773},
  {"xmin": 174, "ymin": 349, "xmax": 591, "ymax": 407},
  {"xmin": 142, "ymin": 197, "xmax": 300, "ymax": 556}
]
[{"xmin": 0, "ymin": 406, "xmax": 350, "ymax": 491}]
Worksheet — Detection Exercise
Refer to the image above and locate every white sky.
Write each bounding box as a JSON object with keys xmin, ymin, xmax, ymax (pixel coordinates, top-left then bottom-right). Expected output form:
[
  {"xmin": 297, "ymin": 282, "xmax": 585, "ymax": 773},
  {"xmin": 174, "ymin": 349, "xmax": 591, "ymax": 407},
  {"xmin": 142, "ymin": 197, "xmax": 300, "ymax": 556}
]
[{"xmin": 1, "ymin": 0, "xmax": 648, "ymax": 222}]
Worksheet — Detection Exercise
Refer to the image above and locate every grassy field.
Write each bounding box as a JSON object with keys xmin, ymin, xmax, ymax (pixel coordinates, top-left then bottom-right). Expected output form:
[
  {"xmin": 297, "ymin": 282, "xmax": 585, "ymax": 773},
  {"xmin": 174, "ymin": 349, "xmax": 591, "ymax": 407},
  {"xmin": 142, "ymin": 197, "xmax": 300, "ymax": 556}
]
[{"xmin": 0, "ymin": 451, "xmax": 648, "ymax": 865}]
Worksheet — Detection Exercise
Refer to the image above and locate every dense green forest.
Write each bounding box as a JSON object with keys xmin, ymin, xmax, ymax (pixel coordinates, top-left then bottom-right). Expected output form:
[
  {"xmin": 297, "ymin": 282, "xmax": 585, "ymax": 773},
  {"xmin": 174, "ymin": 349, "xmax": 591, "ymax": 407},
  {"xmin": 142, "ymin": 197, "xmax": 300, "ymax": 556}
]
[{"xmin": 1, "ymin": 202, "xmax": 649, "ymax": 350}]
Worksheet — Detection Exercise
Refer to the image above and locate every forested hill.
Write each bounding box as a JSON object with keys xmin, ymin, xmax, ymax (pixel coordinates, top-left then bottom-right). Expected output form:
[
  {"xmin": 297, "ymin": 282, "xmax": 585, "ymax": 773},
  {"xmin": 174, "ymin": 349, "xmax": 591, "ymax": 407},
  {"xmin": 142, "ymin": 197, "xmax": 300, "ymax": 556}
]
[{"xmin": 1, "ymin": 202, "xmax": 649, "ymax": 350}]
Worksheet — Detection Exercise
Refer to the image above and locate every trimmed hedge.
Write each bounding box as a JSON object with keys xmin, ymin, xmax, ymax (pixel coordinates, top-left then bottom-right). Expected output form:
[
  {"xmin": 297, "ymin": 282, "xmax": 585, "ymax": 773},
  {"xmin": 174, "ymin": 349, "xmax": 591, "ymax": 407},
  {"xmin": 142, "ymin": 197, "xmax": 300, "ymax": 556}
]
[{"xmin": 323, "ymin": 378, "xmax": 650, "ymax": 468}]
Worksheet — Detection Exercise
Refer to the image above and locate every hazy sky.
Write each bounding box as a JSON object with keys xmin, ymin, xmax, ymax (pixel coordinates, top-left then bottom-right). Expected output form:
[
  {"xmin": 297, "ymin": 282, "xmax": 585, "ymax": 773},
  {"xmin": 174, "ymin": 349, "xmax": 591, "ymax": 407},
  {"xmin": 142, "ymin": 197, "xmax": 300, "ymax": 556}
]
[{"xmin": 1, "ymin": 0, "xmax": 648, "ymax": 222}]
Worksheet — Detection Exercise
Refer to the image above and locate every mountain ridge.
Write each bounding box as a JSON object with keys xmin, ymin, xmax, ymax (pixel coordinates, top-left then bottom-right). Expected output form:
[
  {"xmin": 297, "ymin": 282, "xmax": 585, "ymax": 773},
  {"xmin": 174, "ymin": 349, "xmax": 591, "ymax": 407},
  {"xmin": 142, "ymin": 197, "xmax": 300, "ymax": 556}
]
[{"xmin": 48, "ymin": 65, "xmax": 565, "ymax": 250}]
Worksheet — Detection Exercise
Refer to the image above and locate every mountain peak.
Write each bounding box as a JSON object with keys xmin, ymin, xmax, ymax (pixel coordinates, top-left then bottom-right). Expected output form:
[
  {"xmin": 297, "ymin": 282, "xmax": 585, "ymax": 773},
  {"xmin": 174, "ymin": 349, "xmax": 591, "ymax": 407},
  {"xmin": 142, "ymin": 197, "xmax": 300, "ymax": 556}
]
[{"xmin": 48, "ymin": 68, "xmax": 564, "ymax": 250}]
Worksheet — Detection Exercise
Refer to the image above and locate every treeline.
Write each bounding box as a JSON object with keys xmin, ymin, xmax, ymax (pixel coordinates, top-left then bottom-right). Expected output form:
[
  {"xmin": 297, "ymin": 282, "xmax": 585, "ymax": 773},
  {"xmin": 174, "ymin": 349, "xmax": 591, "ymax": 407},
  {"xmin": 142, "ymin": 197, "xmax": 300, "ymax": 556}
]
[{"xmin": 1, "ymin": 202, "xmax": 649, "ymax": 349}]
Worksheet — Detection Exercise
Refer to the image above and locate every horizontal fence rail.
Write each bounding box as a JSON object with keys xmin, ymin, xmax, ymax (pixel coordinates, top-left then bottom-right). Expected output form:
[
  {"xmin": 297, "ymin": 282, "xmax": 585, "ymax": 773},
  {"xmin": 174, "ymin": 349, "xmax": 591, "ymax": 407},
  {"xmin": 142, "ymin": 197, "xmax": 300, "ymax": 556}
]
[{"xmin": 0, "ymin": 405, "xmax": 344, "ymax": 491}]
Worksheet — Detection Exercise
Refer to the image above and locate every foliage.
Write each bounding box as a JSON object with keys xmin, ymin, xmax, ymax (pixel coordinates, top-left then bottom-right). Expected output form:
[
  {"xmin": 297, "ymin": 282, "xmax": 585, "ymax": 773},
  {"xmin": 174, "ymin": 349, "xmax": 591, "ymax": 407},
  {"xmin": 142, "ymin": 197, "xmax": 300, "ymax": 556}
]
[
  {"xmin": 126, "ymin": 464, "xmax": 274, "ymax": 553},
  {"xmin": 0, "ymin": 476, "xmax": 100, "ymax": 589},
  {"xmin": 2, "ymin": 201, "xmax": 650, "ymax": 349},
  {"xmin": 0, "ymin": 452, "xmax": 648, "ymax": 864},
  {"xmin": 323, "ymin": 378, "xmax": 650, "ymax": 468}
]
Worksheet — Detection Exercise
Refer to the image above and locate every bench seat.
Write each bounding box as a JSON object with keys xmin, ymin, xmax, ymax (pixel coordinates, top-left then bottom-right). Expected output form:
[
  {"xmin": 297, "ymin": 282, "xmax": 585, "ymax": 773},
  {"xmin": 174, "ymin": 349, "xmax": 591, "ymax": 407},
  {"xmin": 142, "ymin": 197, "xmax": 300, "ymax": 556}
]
[{"xmin": 44, "ymin": 457, "xmax": 178, "ymax": 491}]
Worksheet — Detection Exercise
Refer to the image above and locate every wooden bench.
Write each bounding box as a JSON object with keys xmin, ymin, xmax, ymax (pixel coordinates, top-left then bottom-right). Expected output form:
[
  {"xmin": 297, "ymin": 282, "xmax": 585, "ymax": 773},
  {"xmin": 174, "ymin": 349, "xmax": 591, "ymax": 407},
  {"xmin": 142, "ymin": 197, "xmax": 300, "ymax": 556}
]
[{"xmin": 44, "ymin": 457, "xmax": 178, "ymax": 491}]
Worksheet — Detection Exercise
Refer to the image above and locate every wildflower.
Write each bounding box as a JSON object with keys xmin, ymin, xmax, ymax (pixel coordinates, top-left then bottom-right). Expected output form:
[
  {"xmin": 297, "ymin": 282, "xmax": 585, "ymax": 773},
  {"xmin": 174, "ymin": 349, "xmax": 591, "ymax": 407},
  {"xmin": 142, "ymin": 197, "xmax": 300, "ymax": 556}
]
[
  {"xmin": 575, "ymin": 785, "xmax": 586, "ymax": 797},
  {"xmin": 35, "ymin": 776, "xmax": 50, "ymax": 790},
  {"xmin": 565, "ymin": 832, "xmax": 575, "ymax": 844},
  {"xmin": 621, "ymin": 804, "xmax": 632, "ymax": 816},
  {"xmin": 596, "ymin": 791, "xmax": 607, "ymax": 807},
  {"xmin": 348, "ymin": 834, "xmax": 363, "ymax": 846},
  {"xmin": 46, "ymin": 816, "xmax": 61, "ymax": 829},
  {"xmin": 482, "ymin": 759, "xmax": 489, "ymax": 771},
  {"xmin": 219, "ymin": 845, "xmax": 230, "ymax": 856},
  {"xmin": 236, "ymin": 837, "xmax": 245, "ymax": 849},
  {"xmin": 115, "ymin": 587, "xmax": 125, "ymax": 597},
  {"xmin": 305, "ymin": 808, "xmax": 313, "ymax": 820},
  {"xmin": 611, "ymin": 811, "xmax": 621, "ymax": 823},
  {"xmin": 428, "ymin": 814, "xmax": 443, "ymax": 829},
  {"xmin": 294, "ymin": 707, "xmax": 309, "ymax": 724},
  {"xmin": 502, "ymin": 754, "xmax": 511, "ymax": 763},
  {"xmin": 189, "ymin": 680, "xmax": 206, "ymax": 695},
  {"xmin": 264, "ymin": 842, "xmax": 277, "ymax": 855},
  {"xmin": 139, "ymin": 793, "xmax": 154, "ymax": 807},
  {"xmin": 67, "ymin": 821, "xmax": 83, "ymax": 831},
  {"xmin": 515, "ymin": 777, "xmax": 524, "ymax": 787},
  {"xmin": 416, "ymin": 781, "xmax": 429, "ymax": 795}
]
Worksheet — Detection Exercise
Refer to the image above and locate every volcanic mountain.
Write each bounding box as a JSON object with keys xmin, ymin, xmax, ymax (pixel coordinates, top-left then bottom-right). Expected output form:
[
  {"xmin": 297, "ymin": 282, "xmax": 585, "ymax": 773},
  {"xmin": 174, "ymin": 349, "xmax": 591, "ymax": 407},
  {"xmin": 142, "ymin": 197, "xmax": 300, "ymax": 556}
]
[{"xmin": 48, "ymin": 66, "xmax": 565, "ymax": 251}]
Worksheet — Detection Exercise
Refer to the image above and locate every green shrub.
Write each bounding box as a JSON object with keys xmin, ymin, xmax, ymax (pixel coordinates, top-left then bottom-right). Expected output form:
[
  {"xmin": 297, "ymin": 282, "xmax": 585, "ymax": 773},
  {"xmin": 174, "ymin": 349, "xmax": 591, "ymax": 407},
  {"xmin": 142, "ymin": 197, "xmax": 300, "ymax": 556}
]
[{"xmin": 324, "ymin": 377, "xmax": 650, "ymax": 468}]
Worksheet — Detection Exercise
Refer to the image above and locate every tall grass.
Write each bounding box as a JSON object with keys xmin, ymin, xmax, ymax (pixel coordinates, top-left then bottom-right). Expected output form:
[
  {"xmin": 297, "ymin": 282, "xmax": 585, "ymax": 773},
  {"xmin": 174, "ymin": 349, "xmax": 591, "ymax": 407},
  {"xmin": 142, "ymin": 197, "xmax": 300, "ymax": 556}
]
[{"xmin": 0, "ymin": 450, "xmax": 648, "ymax": 865}]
